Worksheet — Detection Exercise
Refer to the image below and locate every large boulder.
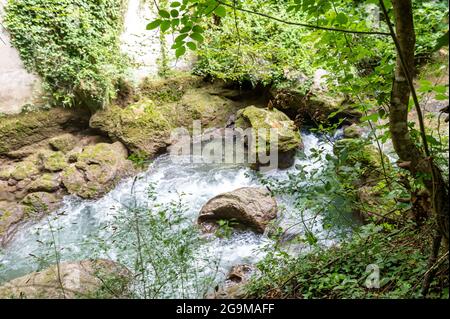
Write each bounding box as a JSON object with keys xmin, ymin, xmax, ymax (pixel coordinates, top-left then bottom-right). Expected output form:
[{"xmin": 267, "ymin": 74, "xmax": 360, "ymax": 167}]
[
  {"xmin": 0, "ymin": 107, "xmax": 89, "ymax": 155},
  {"xmin": 0, "ymin": 259, "xmax": 130, "ymax": 299},
  {"xmin": 198, "ymin": 187, "xmax": 277, "ymax": 234},
  {"xmin": 90, "ymin": 75, "xmax": 241, "ymax": 158},
  {"xmin": 61, "ymin": 142, "xmax": 134, "ymax": 199},
  {"xmin": 235, "ymin": 106, "xmax": 302, "ymax": 169}
]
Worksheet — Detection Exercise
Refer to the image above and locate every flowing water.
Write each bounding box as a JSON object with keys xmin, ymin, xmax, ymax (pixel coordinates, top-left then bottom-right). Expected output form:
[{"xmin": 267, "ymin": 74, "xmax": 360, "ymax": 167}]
[{"xmin": 0, "ymin": 130, "xmax": 352, "ymax": 296}]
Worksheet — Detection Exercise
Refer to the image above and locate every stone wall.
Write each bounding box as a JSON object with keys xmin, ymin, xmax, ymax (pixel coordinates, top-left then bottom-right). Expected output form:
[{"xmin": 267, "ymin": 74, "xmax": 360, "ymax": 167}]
[{"xmin": 0, "ymin": 0, "xmax": 42, "ymax": 115}]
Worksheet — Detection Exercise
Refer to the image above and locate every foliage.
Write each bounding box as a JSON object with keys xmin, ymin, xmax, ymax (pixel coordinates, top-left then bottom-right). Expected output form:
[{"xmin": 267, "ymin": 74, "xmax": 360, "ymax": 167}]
[
  {"xmin": 89, "ymin": 182, "xmax": 221, "ymax": 298},
  {"xmin": 246, "ymin": 222, "xmax": 449, "ymax": 299},
  {"xmin": 4, "ymin": 0, "xmax": 128, "ymax": 110}
]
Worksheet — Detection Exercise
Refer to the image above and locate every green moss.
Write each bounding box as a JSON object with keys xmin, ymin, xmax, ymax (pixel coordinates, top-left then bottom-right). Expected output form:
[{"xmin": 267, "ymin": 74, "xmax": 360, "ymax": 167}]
[
  {"xmin": 11, "ymin": 161, "xmax": 40, "ymax": 181},
  {"xmin": 21, "ymin": 192, "xmax": 57, "ymax": 213},
  {"xmin": 139, "ymin": 74, "xmax": 201, "ymax": 102},
  {"xmin": 42, "ymin": 151, "xmax": 68, "ymax": 172},
  {"xmin": 0, "ymin": 108, "xmax": 87, "ymax": 154},
  {"xmin": 235, "ymin": 105, "xmax": 302, "ymax": 153},
  {"xmin": 48, "ymin": 134, "xmax": 77, "ymax": 153},
  {"xmin": 0, "ymin": 166, "xmax": 13, "ymax": 180},
  {"xmin": 28, "ymin": 173, "xmax": 60, "ymax": 192}
]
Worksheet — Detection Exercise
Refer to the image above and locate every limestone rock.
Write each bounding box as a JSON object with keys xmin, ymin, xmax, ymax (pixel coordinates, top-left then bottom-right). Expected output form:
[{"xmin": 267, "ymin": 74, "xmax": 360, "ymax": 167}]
[
  {"xmin": 48, "ymin": 133, "xmax": 78, "ymax": 153},
  {"xmin": 0, "ymin": 259, "xmax": 130, "ymax": 299},
  {"xmin": 235, "ymin": 106, "xmax": 302, "ymax": 169},
  {"xmin": 198, "ymin": 187, "xmax": 277, "ymax": 233},
  {"xmin": 27, "ymin": 173, "xmax": 61, "ymax": 192},
  {"xmin": 10, "ymin": 160, "xmax": 40, "ymax": 181},
  {"xmin": 0, "ymin": 107, "xmax": 89, "ymax": 155},
  {"xmin": 61, "ymin": 142, "xmax": 133, "ymax": 199},
  {"xmin": 21, "ymin": 191, "xmax": 59, "ymax": 214}
]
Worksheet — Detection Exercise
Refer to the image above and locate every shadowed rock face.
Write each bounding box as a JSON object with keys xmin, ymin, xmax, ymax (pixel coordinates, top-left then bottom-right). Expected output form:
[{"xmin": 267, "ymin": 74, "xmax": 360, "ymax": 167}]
[
  {"xmin": 198, "ymin": 187, "xmax": 277, "ymax": 234},
  {"xmin": 0, "ymin": 259, "xmax": 130, "ymax": 299}
]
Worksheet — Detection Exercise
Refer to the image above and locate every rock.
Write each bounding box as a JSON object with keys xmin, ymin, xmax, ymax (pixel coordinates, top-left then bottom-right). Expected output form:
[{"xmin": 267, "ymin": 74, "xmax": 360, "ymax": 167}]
[
  {"xmin": 0, "ymin": 165, "xmax": 13, "ymax": 181},
  {"xmin": 62, "ymin": 142, "xmax": 133, "ymax": 199},
  {"xmin": 343, "ymin": 124, "xmax": 363, "ymax": 138},
  {"xmin": 40, "ymin": 151, "xmax": 68, "ymax": 172},
  {"xmin": 235, "ymin": 106, "xmax": 302, "ymax": 169},
  {"xmin": 0, "ymin": 259, "xmax": 130, "ymax": 299},
  {"xmin": 198, "ymin": 187, "xmax": 277, "ymax": 233},
  {"xmin": 0, "ymin": 201, "xmax": 26, "ymax": 246},
  {"xmin": 208, "ymin": 264, "xmax": 256, "ymax": 299},
  {"xmin": 90, "ymin": 76, "xmax": 240, "ymax": 158},
  {"xmin": 0, "ymin": 107, "xmax": 89, "ymax": 155},
  {"xmin": 48, "ymin": 133, "xmax": 77, "ymax": 153},
  {"xmin": 270, "ymin": 89, "xmax": 362, "ymax": 126},
  {"xmin": 21, "ymin": 192, "xmax": 59, "ymax": 214},
  {"xmin": 27, "ymin": 173, "xmax": 61, "ymax": 192},
  {"xmin": 10, "ymin": 160, "xmax": 40, "ymax": 181},
  {"xmin": 333, "ymin": 138, "xmax": 390, "ymax": 185}
]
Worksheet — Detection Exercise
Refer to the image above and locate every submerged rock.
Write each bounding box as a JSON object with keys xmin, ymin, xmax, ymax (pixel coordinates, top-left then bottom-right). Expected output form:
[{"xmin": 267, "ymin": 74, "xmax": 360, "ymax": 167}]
[
  {"xmin": 235, "ymin": 105, "xmax": 302, "ymax": 169},
  {"xmin": 0, "ymin": 259, "xmax": 130, "ymax": 299},
  {"xmin": 198, "ymin": 187, "xmax": 277, "ymax": 234},
  {"xmin": 62, "ymin": 142, "xmax": 133, "ymax": 199}
]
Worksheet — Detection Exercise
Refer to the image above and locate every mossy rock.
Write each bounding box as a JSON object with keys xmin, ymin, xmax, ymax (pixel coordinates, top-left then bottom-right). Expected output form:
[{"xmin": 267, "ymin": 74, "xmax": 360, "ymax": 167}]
[
  {"xmin": 139, "ymin": 74, "xmax": 202, "ymax": 102},
  {"xmin": 0, "ymin": 201, "xmax": 26, "ymax": 242},
  {"xmin": 21, "ymin": 192, "xmax": 59, "ymax": 214},
  {"xmin": 333, "ymin": 138, "xmax": 390, "ymax": 181},
  {"xmin": 270, "ymin": 89, "xmax": 362, "ymax": 126},
  {"xmin": 10, "ymin": 161, "xmax": 40, "ymax": 181},
  {"xmin": 0, "ymin": 166, "xmax": 14, "ymax": 181},
  {"xmin": 343, "ymin": 124, "xmax": 363, "ymax": 138},
  {"xmin": 235, "ymin": 106, "xmax": 302, "ymax": 169},
  {"xmin": 41, "ymin": 151, "xmax": 68, "ymax": 172},
  {"xmin": 62, "ymin": 142, "xmax": 132, "ymax": 199},
  {"xmin": 0, "ymin": 259, "xmax": 130, "ymax": 299},
  {"xmin": 27, "ymin": 173, "xmax": 60, "ymax": 192},
  {"xmin": 48, "ymin": 133, "xmax": 77, "ymax": 153},
  {"xmin": 0, "ymin": 108, "xmax": 89, "ymax": 155},
  {"xmin": 90, "ymin": 77, "xmax": 241, "ymax": 158}
]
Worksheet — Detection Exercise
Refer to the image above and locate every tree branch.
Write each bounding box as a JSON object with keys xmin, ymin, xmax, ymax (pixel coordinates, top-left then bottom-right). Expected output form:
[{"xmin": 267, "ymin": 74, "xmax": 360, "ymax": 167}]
[{"xmin": 216, "ymin": 0, "xmax": 390, "ymax": 36}]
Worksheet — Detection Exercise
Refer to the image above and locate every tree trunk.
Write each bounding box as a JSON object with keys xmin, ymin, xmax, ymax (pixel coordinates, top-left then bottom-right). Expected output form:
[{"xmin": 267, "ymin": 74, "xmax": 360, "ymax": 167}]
[{"xmin": 389, "ymin": 0, "xmax": 449, "ymax": 247}]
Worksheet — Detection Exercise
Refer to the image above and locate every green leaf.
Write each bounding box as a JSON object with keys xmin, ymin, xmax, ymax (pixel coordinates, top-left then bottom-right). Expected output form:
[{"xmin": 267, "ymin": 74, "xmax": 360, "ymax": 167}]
[
  {"xmin": 190, "ymin": 32, "xmax": 204, "ymax": 43},
  {"xmin": 158, "ymin": 10, "xmax": 170, "ymax": 19},
  {"xmin": 336, "ymin": 13, "xmax": 348, "ymax": 25},
  {"xmin": 170, "ymin": 9, "xmax": 179, "ymax": 18},
  {"xmin": 192, "ymin": 25, "xmax": 204, "ymax": 33},
  {"xmin": 146, "ymin": 20, "xmax": 161, "ymax": 30},
  {"xmin": 360, "ymin": 113, "xmax": 379, "ymax": 122},
  {"xmin": 175, "ymin": 45, "xmax": 186, "ymax": 58},
  {"xmin": 170, "ymin": 1, "xmax": 181, "ymax": 7},
  {"xmin": 179, "ymin": 25, "xmax": 192, "ymax": 33},
  {"xmin": 214, "ymin": 5, "xmax": 227, "ymax": 18},
  {"xmin": 160, "ymin": 20, "xmax": 171, "ymax": 32},
  {"xmin": 175, "ymin": 33, "xmax": 188, "ymax": 42},
  {"xmin": 186, "ymin": 41, "xmax": 197, "ymax": 50}
]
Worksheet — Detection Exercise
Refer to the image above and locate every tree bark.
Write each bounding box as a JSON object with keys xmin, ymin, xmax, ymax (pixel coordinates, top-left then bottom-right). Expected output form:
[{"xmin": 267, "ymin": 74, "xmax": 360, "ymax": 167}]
[{"xmin": 389, "ymin": 0, "xmax": 449, "ymax": 247}]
